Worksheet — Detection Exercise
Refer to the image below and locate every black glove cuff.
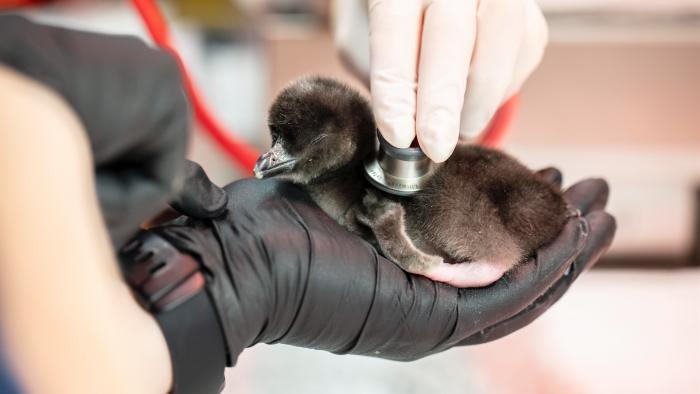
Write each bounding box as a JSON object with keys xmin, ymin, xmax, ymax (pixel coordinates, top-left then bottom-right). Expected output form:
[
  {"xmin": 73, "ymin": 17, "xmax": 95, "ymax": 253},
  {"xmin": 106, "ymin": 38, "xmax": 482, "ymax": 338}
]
[{"xmin": 119, "ymin": 231, "xmax": 227, "ymax": 394}]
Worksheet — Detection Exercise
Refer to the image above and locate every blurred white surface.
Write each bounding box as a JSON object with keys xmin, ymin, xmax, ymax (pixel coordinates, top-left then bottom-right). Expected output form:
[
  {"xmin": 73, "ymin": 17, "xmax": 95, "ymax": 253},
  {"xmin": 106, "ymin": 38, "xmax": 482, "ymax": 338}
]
[
  {"xmin": 507, "ymin": 145, "xmax": 700, "ymax": 255},
  {"xmin": 537, "ymin": 0, "xmax": 700, "ymax": 13},
  {"xmin": 226, "ymin": 344, "xmax": 482, "ymax": 394}
]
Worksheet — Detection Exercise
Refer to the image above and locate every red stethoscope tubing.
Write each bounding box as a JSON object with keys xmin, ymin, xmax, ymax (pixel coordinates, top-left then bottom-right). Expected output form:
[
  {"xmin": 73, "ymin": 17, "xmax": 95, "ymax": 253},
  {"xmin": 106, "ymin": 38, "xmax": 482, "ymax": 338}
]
[
  {"xmin": 130, "ymin": 0, "xmax": 516, "ymax": 173},
  {"xmin": 480, "ymin": 94, "xmax": 519, "ymax": 148}
]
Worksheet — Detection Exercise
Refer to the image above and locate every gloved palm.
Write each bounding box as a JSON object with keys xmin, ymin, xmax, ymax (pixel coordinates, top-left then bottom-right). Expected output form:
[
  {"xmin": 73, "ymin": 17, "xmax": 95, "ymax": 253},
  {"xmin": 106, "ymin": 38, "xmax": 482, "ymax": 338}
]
[
  {"xmin": 155, "ymin": 169, "xmax": 615, "ymax": 364},
  {"xmin": 0, "ymin": 15, "xmax": 227, "ymax": 247}
]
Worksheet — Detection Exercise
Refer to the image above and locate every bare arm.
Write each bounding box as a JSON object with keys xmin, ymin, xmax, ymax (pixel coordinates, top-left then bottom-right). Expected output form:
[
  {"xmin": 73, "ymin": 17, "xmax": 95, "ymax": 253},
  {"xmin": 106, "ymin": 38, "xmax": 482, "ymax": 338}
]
[{"xmin": 0, "ymin": 65, "xmax": 171, "ymax": 393}]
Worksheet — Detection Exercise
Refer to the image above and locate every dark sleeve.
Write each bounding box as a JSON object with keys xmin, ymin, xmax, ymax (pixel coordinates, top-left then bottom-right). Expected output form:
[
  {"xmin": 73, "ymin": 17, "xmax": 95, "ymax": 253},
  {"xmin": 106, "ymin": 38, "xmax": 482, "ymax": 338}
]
[
  {"xmin": 0, "ymin": 14, "xmax": 193, "ymax": 246},
  {"xmin": 0, "ymin": 14, "xmax": 187, "ymax": 166}
]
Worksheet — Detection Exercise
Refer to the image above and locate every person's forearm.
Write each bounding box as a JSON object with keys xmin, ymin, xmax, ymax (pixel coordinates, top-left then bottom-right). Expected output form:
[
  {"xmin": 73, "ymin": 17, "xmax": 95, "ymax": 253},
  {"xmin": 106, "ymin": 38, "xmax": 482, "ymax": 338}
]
[{"xmin": 0, "ymin": 65, "xmax": 171, "ymax": 394}]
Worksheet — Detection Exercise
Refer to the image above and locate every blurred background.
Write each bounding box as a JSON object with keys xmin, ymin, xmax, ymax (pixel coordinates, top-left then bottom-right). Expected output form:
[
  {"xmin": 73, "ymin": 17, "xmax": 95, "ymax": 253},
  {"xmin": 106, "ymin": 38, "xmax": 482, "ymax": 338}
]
[{"xmin": 3, "ymin": 0, "xmax": 699, "ymax": 393}]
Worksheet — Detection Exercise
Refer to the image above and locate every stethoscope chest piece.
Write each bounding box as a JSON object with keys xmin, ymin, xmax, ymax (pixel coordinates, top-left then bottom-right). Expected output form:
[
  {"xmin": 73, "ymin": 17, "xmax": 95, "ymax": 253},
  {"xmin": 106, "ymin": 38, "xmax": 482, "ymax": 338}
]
[{"xmin": 364, "ymin": 132, "xmax": 437, "ymax": 196}]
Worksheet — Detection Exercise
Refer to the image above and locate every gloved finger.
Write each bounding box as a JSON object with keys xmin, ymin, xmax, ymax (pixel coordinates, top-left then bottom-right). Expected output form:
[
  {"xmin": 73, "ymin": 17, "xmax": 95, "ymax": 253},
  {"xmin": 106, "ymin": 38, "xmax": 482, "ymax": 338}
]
[
  {"xmin": 368, "ymin": 0, "xmax": 423, "ymax": 149},
  {"xmin": 169, "ymin": 160, "xmax": 228, "ymax": 219},
  {"xmin": 415, "ymin": 0, "xmax": 476, "ymax": 162},
  {"xmin": 450, "ymin": 214, "xmax": 588, "ymax": 342},
  {"xmin": 457, "ymin": 210, "xmax": 616, "ymax": 345},
  {"xmin": 458, "ymin": 0, "xmax": 525, "ymax": 140},
  {"xmin": 535, "ymin": 167, "xmax": 563, "ymax": 189},
  {"xmin": 563, "ymin": 178, "xmax": 610, "ymax": 216},
  {"xmin": 503, "ymin": 0, "xmax": 549, "ymax": 99}
]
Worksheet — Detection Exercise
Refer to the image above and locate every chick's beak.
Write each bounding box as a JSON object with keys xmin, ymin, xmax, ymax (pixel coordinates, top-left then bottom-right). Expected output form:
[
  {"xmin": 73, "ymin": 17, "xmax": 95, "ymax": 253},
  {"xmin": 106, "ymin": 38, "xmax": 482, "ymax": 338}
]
[{"xmin": 253, "ymin": 142, "xmax": 298, "ymax": 179}]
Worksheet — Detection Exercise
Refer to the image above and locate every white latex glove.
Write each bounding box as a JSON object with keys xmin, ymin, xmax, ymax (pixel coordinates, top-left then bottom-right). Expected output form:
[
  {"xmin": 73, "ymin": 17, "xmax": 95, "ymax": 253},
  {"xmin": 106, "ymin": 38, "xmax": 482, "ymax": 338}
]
[{"xmin": 333, "ymin": 0, "xmax": 548, "ymax": 162}]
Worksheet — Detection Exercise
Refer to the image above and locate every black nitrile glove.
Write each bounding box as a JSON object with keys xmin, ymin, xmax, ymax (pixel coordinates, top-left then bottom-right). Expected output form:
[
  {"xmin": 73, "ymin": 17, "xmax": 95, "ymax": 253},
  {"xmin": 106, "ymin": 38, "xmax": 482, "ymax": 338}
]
[
  {"xmin": 0, "ymin": 14, "xmax": 227, "ymax": 247},
  {"xmin": 155, "ymin": 169, "xmax": 615, "ymax": 365}
]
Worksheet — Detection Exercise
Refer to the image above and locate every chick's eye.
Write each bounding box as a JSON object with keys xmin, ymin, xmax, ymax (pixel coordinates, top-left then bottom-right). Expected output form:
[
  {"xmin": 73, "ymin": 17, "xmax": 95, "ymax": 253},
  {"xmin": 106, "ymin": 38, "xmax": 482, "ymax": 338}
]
[{"xmin": 310, "ymin": 134, "xmax": 327, "ymax": 145}]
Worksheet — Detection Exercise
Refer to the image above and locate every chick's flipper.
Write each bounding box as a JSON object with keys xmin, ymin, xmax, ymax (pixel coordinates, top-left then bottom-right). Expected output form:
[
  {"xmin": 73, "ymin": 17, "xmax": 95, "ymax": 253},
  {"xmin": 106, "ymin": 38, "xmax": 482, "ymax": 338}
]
[{"xmin": 356, "ymin": 192, "xmax": 443, "ymax": 274}]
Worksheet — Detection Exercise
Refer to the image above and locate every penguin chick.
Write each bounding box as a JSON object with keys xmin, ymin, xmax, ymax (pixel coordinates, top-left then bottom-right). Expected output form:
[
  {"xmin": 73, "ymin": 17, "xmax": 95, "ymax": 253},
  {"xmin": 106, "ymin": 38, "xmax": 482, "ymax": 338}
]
[{"xmin": 255, "ymin": 76, "xmax": 569, "ymax": 288}]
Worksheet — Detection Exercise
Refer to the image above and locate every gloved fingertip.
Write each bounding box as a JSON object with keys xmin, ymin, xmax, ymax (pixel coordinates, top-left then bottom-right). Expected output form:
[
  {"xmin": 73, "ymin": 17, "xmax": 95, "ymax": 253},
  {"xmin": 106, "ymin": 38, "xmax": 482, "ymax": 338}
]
[
  {"xmin": 580, "ymin": 211, "xmax": 617, "ymax": 264},
  {"xmin": 171, "ymin": 160, "xmax": 229, "ymax": 219},
  {"xmin": 417, "ymin": 117, "xmax": 458, "ymax": 163},
  {"xmin": 196, "ymin": 186, "xmax": 229, "ymax": 218},
  {"xmin": 170, "ymin": 188, "xmax": 228, "ymax": 219},
  {"xmin": 535, "ymin": 167, "xmax": 563, "ymax": 189},
  {"xmin": 192, "ymin": 183, "xmax": 228, "ymax": 219},
  {"xmin": 376, "ymin": 117, "xmax": 415, "ymax": 149},
  {"xmin": 421, "ymin": 140, "xmax": 456, "ymax": 163},
  {"xmin": 564, "ymin": 178, "xmax": 610, "ymax": 215}
]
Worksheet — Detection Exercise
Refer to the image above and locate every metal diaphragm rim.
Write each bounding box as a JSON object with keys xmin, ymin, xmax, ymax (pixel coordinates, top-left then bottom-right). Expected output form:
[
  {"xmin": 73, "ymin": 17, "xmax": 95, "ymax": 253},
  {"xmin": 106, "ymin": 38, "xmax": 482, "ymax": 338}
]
[{"xmin": 364, "ymin": 157, "xmax": 431, "ymax": 196}]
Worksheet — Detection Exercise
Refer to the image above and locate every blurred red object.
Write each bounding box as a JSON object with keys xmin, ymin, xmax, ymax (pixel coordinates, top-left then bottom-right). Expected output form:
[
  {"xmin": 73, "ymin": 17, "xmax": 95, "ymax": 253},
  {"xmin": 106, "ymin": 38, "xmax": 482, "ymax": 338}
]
[
  {"xmin": 479, "ymin": 94, "xmax": 519, "ymax": 147},
  {"xmin": 0, "ymin": 0, "xmax": 50, "ymax": 7}
]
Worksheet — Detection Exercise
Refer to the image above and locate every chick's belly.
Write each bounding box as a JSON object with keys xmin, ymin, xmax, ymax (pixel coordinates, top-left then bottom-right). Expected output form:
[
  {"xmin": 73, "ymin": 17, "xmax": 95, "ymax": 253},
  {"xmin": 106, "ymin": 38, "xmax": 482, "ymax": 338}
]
[{"xmin": 424, "ymin": 260, "xmax": 508, "ymax": 288}]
